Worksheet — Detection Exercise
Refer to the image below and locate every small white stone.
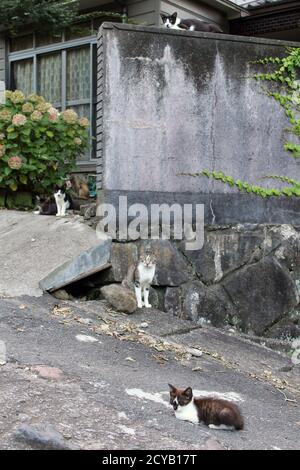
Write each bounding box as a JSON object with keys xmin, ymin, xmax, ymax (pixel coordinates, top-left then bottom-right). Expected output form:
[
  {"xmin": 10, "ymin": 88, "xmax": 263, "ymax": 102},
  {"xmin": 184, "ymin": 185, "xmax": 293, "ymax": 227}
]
[
  {"xmin": 125, "ymin": 357, "xmax": 136, "ymax": 362},
  {"xmin": 75, "ymin": 334, "xmax": 99, "ymax": 343},
  {"xmin": 186, "ymin": 347, "xmax": 203, "ymax": 357}
]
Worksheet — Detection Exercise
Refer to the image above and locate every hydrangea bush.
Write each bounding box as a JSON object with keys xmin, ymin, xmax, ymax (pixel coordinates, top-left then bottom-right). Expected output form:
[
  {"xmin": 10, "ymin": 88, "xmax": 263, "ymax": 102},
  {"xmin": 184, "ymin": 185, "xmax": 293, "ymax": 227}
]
[{"xmin": 0, "ymin": 90, "xmax": 90, "ymax": 194}]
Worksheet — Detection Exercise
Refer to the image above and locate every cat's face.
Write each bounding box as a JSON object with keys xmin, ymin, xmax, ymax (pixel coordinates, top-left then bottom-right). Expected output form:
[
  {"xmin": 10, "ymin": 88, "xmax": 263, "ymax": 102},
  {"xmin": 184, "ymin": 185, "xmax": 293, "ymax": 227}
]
[
  {"xmin": 169, "ymin": 384, "xmax": 193, "ymax": 410},
  {"xmin": 161, "ymin": 12, "xmax": 178, "ymax": 28},
  {"xmin": 54, "ymin": 184, "xmax": 66, "ymax": 198},
  {"xmin": 140, "ymin": 253, "xmax": 156, "ymax": 268}
]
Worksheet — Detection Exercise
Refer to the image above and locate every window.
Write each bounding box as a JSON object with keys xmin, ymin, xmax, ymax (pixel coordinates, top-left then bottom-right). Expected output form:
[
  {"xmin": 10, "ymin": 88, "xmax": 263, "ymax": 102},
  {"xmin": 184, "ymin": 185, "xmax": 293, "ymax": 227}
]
[{"xmin": 9, "ymin": 33, "xmax": 97, "ymax": 164}]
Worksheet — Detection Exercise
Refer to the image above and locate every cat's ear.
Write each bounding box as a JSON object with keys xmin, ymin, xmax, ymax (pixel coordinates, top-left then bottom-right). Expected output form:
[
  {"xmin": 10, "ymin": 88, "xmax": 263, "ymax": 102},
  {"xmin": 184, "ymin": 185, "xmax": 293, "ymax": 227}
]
[
  {"xmin": 160, "ymin": 13, "xmax": 167, "ymax": 21},
  {"xmin": 171, "ymin": 12, "xmax": 177, "ymax": 21},
  {"xmin": 183, "ymin": 387, "xmax": 193, "ymax": 399},
  {"xmin": 168, "ymin": 383, "xmax": 176, "ymax": 392}
]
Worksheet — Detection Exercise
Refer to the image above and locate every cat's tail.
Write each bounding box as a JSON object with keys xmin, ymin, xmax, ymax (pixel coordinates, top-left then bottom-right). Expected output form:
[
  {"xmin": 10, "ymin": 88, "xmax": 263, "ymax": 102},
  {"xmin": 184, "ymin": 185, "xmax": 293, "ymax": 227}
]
[
  {"xmin": 33, "ymin": 206, "xmax": 42, "ymax": 215},
  {"xmin": 220, "ymin": 405, "xmax": 244, "ymax": 430},
  {"xmin": 122, "ymin": 264, "xmax": 136, "ymax": 288}
]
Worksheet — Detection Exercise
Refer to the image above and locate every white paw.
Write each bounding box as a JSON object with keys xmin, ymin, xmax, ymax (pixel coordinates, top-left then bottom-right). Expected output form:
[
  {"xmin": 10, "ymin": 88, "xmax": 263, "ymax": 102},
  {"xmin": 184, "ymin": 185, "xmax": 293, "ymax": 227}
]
[
  {"xmin": 137, "ymin": 303, "xmax": 143, "ymax": 309},
  {"xmin": 56, "ymin": 214, "xmax": 60, "ymax": 217},
  {"xmin": 145, "ymin": 304, "xmax": 152, "ymax": 309}
]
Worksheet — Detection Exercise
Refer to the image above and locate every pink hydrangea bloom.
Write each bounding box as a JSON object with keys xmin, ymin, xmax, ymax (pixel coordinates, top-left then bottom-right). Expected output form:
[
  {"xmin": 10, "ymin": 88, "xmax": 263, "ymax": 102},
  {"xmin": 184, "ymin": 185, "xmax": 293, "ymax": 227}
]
[
  {"xmin": 8, "ymin": 156, "xmax": 22, "ymax": 170},
  {"xmin": 79, "ymin": 117, "xmax": 89, "ymax": 127},
  {"xmin": 12, "ymin": 114, "xmax": 27, "ymax": 126},
  {"xmin": 48, "ymin": 107, "xmax": 59, "ymax": 122}
]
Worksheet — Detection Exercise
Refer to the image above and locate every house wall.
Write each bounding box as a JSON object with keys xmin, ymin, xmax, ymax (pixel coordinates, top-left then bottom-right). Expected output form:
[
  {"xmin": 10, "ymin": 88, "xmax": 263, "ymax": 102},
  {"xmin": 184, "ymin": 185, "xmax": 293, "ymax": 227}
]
[
  {"xmin": 230, "ymin": 7, "xmax": 300, "ymax": 39},
  {"xmin": 0, "ymin": 36, "xmax": 6, "ymax": 82},
  {"xmin": 97, "ymin": 23, "xmax": 300, "ymax": 224},
  {"xmin": 126, "ymin": 0, "xmax": 228, "ymax": 30},
  {"xmin": 126, "ymin": 0, "xmax": 160, "ymax": 26},
  {"xmin": 160, "ymin": 0, "xmax": 228, "ymax": 30}
]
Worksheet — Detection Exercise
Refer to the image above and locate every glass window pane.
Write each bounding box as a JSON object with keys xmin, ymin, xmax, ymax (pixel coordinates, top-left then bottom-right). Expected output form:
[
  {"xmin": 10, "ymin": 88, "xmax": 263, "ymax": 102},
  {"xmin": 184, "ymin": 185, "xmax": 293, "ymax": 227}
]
[
  {"xmin": 70, "ymin": 104, "xmax": 91, "ymax": 161},
  {"xmin": 67, "ymin": 47, "xmax": 90, "ymax": 101},
  {"xmin": 10, "ymin": 34, "xmax": 33, "ymax": 52},
  {"xmin": 12, "ymin": 59, "xmax": 34, "ymax": 96},
  {"xmin": 37, "ymin": 53, "xmax": 62, "ymax": 104}
]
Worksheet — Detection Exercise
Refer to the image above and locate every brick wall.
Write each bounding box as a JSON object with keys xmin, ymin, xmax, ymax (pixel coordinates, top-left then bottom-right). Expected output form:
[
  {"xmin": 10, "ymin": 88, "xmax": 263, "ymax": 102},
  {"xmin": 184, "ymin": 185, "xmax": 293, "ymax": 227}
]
[{"xmin": 230, "ymin": 8, "xmax": 300, "ymax": 36}]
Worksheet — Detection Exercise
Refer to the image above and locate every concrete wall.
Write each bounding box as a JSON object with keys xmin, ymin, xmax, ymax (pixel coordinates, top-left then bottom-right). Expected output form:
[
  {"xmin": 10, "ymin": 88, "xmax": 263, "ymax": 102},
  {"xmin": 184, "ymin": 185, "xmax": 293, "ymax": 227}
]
[{"xmin": 97, "ymin": 23, "xmax": 300, "ymax": 224}]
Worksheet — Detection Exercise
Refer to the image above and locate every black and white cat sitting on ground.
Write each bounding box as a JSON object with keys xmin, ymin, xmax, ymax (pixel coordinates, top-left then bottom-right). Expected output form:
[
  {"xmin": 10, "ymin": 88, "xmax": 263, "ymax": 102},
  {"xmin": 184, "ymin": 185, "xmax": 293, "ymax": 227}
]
[
  {"xmin": 34, "ymin": 184, "xmax": 73, "ymax": 216},
  {"xmin": 161, "ymin": 12, "xmax": 223, "ymax": 33},
  {"xmin": 54, "ymin": 184, "xmax": 73, "ymax": 217}
]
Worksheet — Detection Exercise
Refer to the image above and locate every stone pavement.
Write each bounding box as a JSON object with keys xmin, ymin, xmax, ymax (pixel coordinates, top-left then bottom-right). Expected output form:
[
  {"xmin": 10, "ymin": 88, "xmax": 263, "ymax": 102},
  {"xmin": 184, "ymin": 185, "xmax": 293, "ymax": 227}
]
[{"xmin": 1, "ymin": 294, "xmax": 299, "ymax": 450}]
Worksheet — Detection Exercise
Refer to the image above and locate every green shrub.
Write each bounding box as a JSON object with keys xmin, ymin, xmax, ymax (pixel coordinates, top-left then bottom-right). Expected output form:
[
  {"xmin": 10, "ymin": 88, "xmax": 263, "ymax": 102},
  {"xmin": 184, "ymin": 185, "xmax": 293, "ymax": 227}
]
[{"xmin": 0, "ymin": 90, "xmax": 90, "ymax": 194}]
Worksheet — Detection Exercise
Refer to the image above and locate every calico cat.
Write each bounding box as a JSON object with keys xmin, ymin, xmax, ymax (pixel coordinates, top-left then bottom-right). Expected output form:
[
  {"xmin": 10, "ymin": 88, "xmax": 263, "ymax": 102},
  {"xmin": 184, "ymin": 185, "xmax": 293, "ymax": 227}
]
[
  {"xmin": 122, "ymin": 253, "xmax": 156, "ymax": 309},
  {"xmin": 68, "ymin": 174, "xmax": 90, "ymax": 200},
  {"xmin": 161, "ymin": 12, "xmax": 223, "ymax": 33},
  {"xmin": 169, "ymin": 384, "xmax": 244, "ymax": 431},
  {"xmin": 54, "ymin": 184, "xmax": 73, "ymax": 217}
]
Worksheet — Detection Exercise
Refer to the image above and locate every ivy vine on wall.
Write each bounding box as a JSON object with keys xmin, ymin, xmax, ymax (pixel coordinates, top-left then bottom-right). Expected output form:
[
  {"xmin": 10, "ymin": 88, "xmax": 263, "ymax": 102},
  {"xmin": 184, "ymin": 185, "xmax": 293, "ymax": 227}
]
[{"xmin": 183, "ymin": 47, "xmax": 300, "ymax": 198}]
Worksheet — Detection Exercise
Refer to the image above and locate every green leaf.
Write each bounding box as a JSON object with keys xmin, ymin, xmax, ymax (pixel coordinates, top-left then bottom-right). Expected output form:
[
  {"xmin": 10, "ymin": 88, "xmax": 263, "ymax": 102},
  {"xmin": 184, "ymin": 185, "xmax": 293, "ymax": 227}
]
[
  {"xmin": 7, "ymin": 132, "xmax": 18, "ymax": 140},
  {"xmin": 9, "ymin": 182, "xmax": 18, "ymax": 191},
  {"xmin": 19, "ymin": 175, "xmax": 28, "ymax": 185}
]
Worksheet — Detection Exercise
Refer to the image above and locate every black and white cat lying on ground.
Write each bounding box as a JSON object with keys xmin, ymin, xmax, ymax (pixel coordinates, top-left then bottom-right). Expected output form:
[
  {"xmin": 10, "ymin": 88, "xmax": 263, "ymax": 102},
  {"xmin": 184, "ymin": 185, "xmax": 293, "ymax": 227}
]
[
  {"xmin": 161, "ymin": 12, "xmax": 223, "ymax": 33},
  {"xmin": 169, "ymin": 384, "xmax": 244, "ymax": 431},
  {"xmin": 34, "ymin": 184, "xmax": 73, "ymax": 216}
]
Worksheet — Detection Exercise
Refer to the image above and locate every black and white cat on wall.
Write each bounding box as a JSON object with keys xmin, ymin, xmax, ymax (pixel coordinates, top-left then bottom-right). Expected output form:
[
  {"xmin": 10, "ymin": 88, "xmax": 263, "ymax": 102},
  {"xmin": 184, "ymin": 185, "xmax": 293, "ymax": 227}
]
[{"xmin": 161, "ymin": 12, "xmax": 223, "ymax": 33}]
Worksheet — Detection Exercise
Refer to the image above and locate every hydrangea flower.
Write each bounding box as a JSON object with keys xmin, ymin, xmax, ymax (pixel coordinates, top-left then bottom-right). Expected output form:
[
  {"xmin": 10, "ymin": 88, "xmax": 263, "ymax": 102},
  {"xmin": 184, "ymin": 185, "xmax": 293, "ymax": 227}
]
[
  {"xmin": 28, "ymin": 94, "xmax": 40, "ymax": 103},
  {"xmin": 74, "ymin": 137, "xmax": 82, "ymax": 145},
  {"xmin": 62, "ymin": 109, "xmax": 78, "ymax": 124},
  {"xmin": 22, "ymin": 102, "xmax": 34, "ymax": 113},
  {"xmin": 36, "ymin": 102, "xmax": 50, "ymax": 113},
  {"xmin": 31, "ymin": 110, "xmax": 43, "ymax": 121},
  {"xmin": 12, "ymin": 113, "xmax": 27, "ymax": 126},
  {"xmin": 79, "ymin": 117, "xmax": 89, "ymax": 127},
  {"xmin": 11, "ymin": 90, "xmax": 25, "ymax": 104},
  {"xmin": 0, "ymin": 132, "xmax": 5, "ymax": 141},
  {"xmin": 8, "ymin": 156, "xmax": 22, "ymax": 170},
  {"xmin": 47, "ymin": 107, "xmax": 59, "ymax": 122},
  {"xmin": 0, "ymin": 144, "xmax": 5, "ymax": 157},
  {"xmin": 5, "ymin": 90, "xmax": 14, "ymax": 100},
  {"xmin": 0, "ymin": 109, "xmax": 12, "ymax": 122}
]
